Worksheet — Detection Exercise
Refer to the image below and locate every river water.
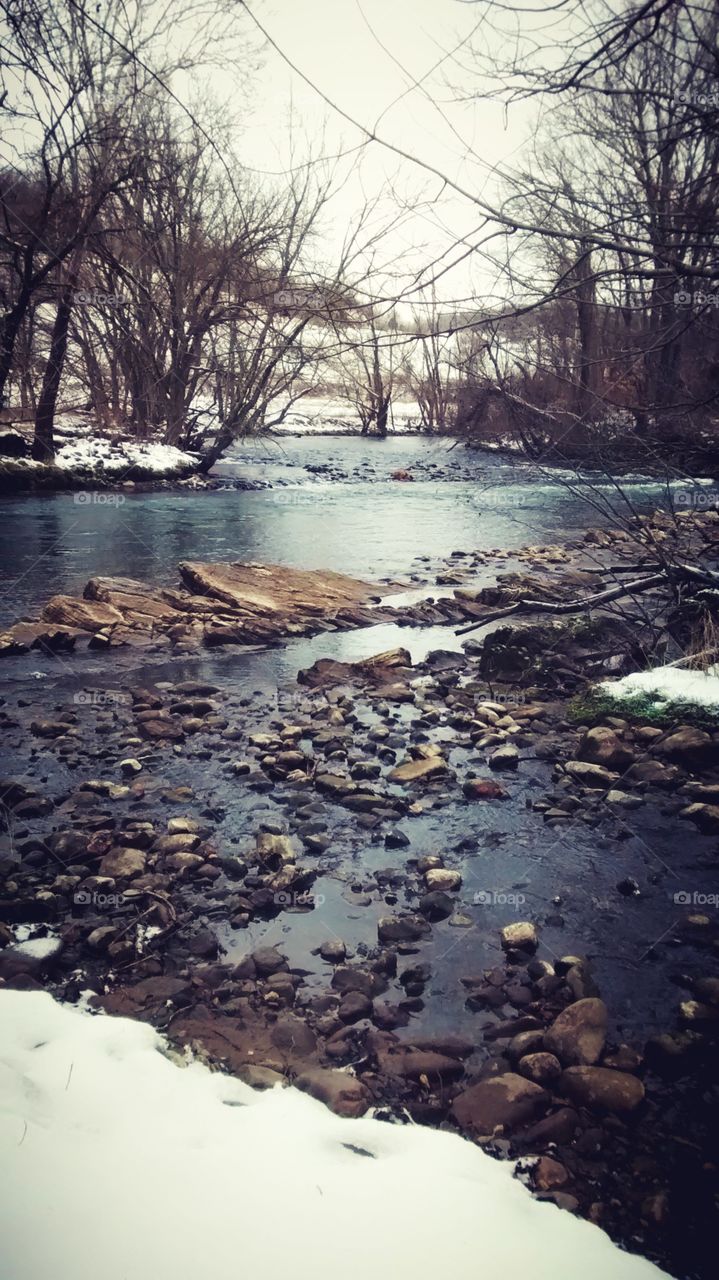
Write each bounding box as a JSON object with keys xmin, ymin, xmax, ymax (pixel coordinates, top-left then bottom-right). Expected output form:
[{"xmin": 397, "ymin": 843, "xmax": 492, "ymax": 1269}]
[
  {"xmin": 1, "ymin": 434, "xmax": 712, "ymax": 1051},
  {"xmin": 0, "ymin": 435, "xmax": 683, "ymax": 628}
]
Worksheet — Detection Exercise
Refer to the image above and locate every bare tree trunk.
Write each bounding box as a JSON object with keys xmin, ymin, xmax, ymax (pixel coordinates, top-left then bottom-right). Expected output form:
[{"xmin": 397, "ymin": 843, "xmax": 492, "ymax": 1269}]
[{"xmin": 31, "ymin": 254, "xmax": 81, "ymax": 462}]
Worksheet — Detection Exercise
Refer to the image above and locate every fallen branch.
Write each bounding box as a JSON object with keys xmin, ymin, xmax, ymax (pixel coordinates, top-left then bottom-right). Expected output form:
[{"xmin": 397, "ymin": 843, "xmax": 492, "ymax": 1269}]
[{"xmin": 455, "ymin": 571, "xmax": 668, "ymax": 635}]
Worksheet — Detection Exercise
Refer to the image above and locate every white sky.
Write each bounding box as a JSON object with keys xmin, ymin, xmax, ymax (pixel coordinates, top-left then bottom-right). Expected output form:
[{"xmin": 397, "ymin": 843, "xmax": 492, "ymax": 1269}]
[{"xmin": 196, "ymin": 0, "xmax": 547, "ymax": 309}]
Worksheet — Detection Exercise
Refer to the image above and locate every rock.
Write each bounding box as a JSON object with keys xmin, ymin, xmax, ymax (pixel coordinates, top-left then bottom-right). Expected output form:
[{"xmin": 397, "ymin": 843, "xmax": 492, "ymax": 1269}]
[
  {"xmin": 98, "ymin": 846, "xmax": 146, "ymax": 878},
  {"xmin": 339, "ymin": 991, "xmax": 373, "ymax": 1023},
  {"xmin": 518, "ymin": 1052, "xmax": 562, "ymax": 1085},
  {"xmin": 655, "ymin": 726, "xmax": 716, "ymax": 770},
  {"xmin": 625, "ymin": 759, "xmax": 680, "ymax": 788},
  {"xmin": 407, "ymin": 1034, "xmax": 475, "ymax": 1059},
  {"xmin": 331, "ymin": 967, "xmax": 380, "ymax": 998},
  {"xmin": 578, "ymin": 726, "xmax": 635, "ymax": 770},
  {"xmin": 679, "ymin": 803, "xmax": 719, "ymax": 834},
  {"xmin": 463, "ymin": 778, "xmax": 508, "ymax": 800},
  {"xmin": 560, "ymin": 1066, "xmax": 645, "ymax": 1113},
  {"xmin": 319, "ymin": 940, "xmax": 347, "ymax": 963},
  {"xmin": 507, "ymin": 1030, "xmax": 545, "ymax": 1061},
  {"xmin": 534, "ymin": 1156, "xmax": 569, "ymax": 1191},
  {"xmin": 0, "ymin": 935, "xmax": 63, "ymax": 980},
  {"xmin": 42, "ymin": 595, "xmax": 124, "ymax": 632},
  {"xmin": 30, "ymin": 720, "xmax": 73, "ymax": 739},
  {"xmin": 564, "ymin": 761, "xmax": 618, "ymax": 786},
  {"xmin": 119, "ymin": 758, "xmax": 143, "ymax": 776},
  {"xmin": 544, "ymin": 998, "xmax": 608, "ymax": 1066},
  {"xmin": 451, "ymin": 1073, "xmax": 548, "ymax": 1137},
  {"xmin": 137, "ymin": 717, "xmax": 184, "ymax": 741},
  {"xmin": 294, "ymin": 1068, "xmax": 371, "ymax": 1118},
  {"xmin": 388, "ymin": 756, "xmax": 447, "ymax": 783},
  {"xmin": 237, "ymin": 1065, "xmax": 287, "ymax": 1090},
  {"xmin": 377, "ymin": 914, "xmax": 431, "ymax": 943},
  {"xmin": 180, "ymin": 560, "xmax": 375, "ymax": 618},
  {"xmin": 251, "ymin": 946, "xmax": 288, "ymax": 977},
  {"xmin": 425, "ymin": 868, "xmax": 462, "ymax": 892},
  {"xmin": 419, "ymin": 891, "xmax": 454, "ymax": 921},
  {"xmin": 385, "ymin": 828, "xmax": 410, "ymax": 848},
  {"xmin": 500, "ymin": 922, "xmax": 538, "ymax": 954},
  {"xmin": 376, "ymin": 1048, "xmax": 464, "ymax": 1082},
  {"xmin": 488, "ymin": 744, "xmax": 519, "ymax": 771}
]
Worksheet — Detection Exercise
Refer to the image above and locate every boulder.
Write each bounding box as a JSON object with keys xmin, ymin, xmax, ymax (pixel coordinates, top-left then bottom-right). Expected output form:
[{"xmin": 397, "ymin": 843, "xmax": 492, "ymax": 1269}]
[
  {"xmin": 451, "ymin": 1073, "xmax": 548, "ymax": 1136},
  {"xmin": 463, "ymin": 778, "xmax": 508, "ymax": 800},
  {"xmin": 42, "ymin": 595, "xmax": 123, "ymax": 632},
  {"xmin": 564, "ymin": 761, "xmax": 618, "ymax": 786},
  {"xmin": 388, "ymin": 756, "xmax": 447, "ymax": 783},
  {"xmin": 500, "ymin": 921, "xmax": 538, "ymax": 954},
  {"xmin": 425, "ymin": 868, "xmax": 462, "ymax": 892},
  {"xmin": 679, "ymin": 803, "xmax": 719, "ymax": 835},
  {"xmin": 294, "ymin": 1068, "xmax": 371, "ymax": 1118},
  {"xmin": 488, "ymin": 744, "xmax": 519, "ymax": 771},
  {"xmin": 655, "ymin": 726, "xmax": 716, "ymax": 770},
  {"xmin": 98, "ymin": 846, "xmax": 146, "ymax": 878},
  {"xmin": 377, "ymin": 914, "xmax": 431, "ymax": 943},
  {"xmin": 578, "ymin": 726, "xmax": 635, "ymax": 770},
  {"xmin": 544, "ymin": 998, "xmax": 608, "ymax": 1065},
  {"xmin": 560, "ymin": 1066, "xmax": 645, "ymax": 1113}
]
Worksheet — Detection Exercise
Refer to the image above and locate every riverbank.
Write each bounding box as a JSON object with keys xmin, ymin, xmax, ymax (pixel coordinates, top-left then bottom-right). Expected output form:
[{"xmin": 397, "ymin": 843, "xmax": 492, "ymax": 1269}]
[{"xmin": 1, "ymin": 512, "xmax": 718, "ymax": 1279}]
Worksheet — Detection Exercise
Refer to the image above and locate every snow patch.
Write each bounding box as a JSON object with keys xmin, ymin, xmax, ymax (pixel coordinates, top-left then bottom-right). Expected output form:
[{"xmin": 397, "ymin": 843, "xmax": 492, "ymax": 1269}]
[
  {"xmin": 54, "ymin": 437, "xmax": 195, "ymax": 474},
  {"xmin": 599, "ymin": 664, "xmax": 719, "ymax": 710},
  {"xmin": 0, "ymin": 990, "xmax": 667, "ymax": 1280}
]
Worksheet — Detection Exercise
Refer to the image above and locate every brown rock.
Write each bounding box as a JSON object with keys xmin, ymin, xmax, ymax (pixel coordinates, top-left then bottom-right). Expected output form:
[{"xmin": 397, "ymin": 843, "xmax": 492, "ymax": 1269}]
[
  {"xmin": 42, "ymin": 595, "xmax": 123, "ymax": 632},
  {"xmin": 560, "ymin": 1066, "xmax": 645, "ymax": 1113},
  {"xmin": 544, "ymin": 998, "xmax": 608, "ymax": 1066},
  {"xmin": 451, "ymin": 1073, "xmax": 548, "ymax": 1136},
  {"xmin": 98, "ymin": 846, "xmax": 146, "ymax": 878},
  {"xmin": 388, "ymin": 756, "xmax": 447, "ymax": 783},
  {"xmin": 578, "ymin": 726, "xmax": 635, "ymax": 770},
  {"xmin": 294, "ymin": 1068, "xmax": 371, "ymax": 1117}
]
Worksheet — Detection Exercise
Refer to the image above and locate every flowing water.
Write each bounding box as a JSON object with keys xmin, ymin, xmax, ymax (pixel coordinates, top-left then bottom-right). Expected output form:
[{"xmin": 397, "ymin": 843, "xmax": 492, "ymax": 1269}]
[{"xmin": 0, "ymin": 436, "xmax": 711, "ymax": 1049}]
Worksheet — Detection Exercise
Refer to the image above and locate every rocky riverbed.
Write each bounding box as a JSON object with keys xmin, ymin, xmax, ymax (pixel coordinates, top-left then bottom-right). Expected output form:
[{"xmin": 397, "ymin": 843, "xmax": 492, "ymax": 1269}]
[{"xmin": 1, "ymin": 509, "xmax": 718, "ymax": 1279}]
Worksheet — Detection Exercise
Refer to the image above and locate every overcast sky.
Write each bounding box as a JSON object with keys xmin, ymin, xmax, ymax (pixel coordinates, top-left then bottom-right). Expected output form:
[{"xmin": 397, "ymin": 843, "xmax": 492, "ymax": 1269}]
[{"xmin": 205, "ymin": 0, "xmax": 548, "ymax": 310}]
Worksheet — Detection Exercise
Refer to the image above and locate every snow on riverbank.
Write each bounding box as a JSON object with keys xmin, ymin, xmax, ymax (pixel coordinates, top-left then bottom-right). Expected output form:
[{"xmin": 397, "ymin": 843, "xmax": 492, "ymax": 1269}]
[
  {"xmin": 0, "ymin": 990, "xmax": 667, "ymax": 1280},
  {"xmin": 600, "ymin": 664, "xmax": 719, "ymax": 711},
  {"xmin": 53, "ymin": 435, "xmax": 196, "ymax": 474}
]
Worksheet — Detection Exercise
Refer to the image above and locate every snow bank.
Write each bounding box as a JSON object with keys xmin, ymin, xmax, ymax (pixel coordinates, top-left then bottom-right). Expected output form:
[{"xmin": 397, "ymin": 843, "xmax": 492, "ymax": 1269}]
[
  {"xmin": 0, "ymin": 990, "xmax": 667, "ymax": 1280},
  {"xmin": 599, "ymin": 664, "xmax": 719, "ymax": 711},
  {"xmin": 54, "ymin": 437, "xmax": 196, "ymax": 474}
]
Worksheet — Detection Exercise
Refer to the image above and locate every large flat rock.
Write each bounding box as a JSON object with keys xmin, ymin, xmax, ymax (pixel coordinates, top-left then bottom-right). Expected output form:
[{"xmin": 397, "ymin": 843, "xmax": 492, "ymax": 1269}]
[
  {"xmin": 0, "ymin": 561, "xmax": 386, "ymax": 658},
  {"xmin": 178, "ymin": 560, "xmax": 376, "ymax": 616}
]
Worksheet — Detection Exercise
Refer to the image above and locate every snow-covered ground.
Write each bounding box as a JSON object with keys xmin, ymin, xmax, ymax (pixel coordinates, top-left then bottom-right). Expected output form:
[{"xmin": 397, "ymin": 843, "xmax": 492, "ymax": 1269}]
[
  {"xmin": 0, "ymin": 990, "xmax": 667, "ymax": 1280},
  {"xmin": 53, "ymin": 435, "xmax": 196, "ymax": 474},
  {"xmin": 600, "ymin": 664, "xmax": 719, "ymax": 711}
]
